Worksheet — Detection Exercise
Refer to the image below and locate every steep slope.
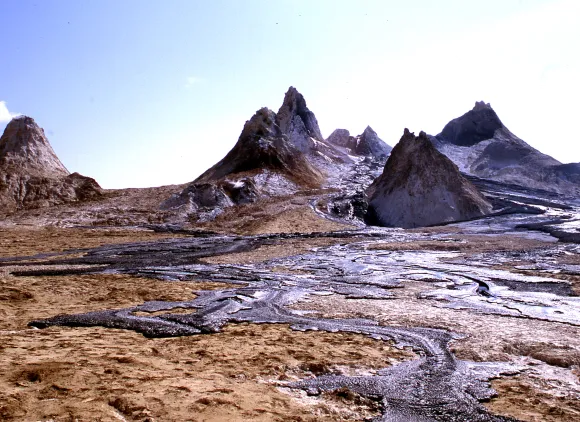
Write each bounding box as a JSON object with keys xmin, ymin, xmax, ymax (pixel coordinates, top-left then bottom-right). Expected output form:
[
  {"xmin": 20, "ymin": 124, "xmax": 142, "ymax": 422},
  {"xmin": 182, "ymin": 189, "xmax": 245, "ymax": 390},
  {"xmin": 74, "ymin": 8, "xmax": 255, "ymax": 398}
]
[
  {"xmin": 351, "ymin": 126, "xmax": 392, "ymax": 159},
  {"xmin": 0, "ymin": 116, "xmax": 69, "ymax": 177},
  {"xmin": 195, "ymin": 107, "xmax": 322, "ymax": 186},
  {"xmin": 0, "ymin": 116, "xmax": 102, "ymax": 213},
  {"xmin": 327, "ymin": 126, "xmax": 392, "ymax": 160},
  {"xmin": 276, "ymin": 87, "xmax": 349, "ymax": 164},
  {"xmin": 432, "ymin": 102, "xmax": 578, "ymax": 194},
  {"xmin": 326, "ymin": 129, "xmax": 351, "ymax": 148},
  {"xmin": 161, "ymin": 106, "xmax": 324, "ymax": 219},
  {"xmin": 367, "ymin": 129, "xmax": 492, "ymax": 228}
]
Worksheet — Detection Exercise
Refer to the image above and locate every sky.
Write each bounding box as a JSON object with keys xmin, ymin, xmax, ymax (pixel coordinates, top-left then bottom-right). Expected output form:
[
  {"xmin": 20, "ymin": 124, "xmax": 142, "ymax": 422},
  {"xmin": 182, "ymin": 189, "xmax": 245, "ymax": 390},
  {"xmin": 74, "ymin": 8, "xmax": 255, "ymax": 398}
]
[{"xmin": 1, "ymin": 0, "xmax": 579, "ymax": 189}]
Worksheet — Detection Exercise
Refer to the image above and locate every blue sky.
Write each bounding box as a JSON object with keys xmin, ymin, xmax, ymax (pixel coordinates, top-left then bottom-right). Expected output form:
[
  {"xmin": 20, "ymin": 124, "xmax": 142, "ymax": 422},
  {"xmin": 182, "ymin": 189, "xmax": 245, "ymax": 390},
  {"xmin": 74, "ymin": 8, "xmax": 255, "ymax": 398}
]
[{"xmin": 1, "ymin": 0, "xmax": 579, "ymax": 188}]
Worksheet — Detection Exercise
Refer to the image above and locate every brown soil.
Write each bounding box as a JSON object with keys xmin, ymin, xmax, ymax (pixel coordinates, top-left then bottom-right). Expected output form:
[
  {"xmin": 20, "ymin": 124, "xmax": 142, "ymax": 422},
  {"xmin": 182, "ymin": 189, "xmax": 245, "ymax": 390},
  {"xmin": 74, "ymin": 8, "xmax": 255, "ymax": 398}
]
[
  {"xmin": 488, "ymin": 375, "xmax": 580, "ymax": 421},
  {"xmin": 0, "ymin": 272, "xmax": 234, "ymax": 330},
  {"xmin": 0, "ymin": 226, "xmax": 185, "ymax": 258},
  {"xmin": 0, "ymin": 229, "xmax": 414, "ymax": 421},
  {"xmin": 368, "ymin": 234, "xmax": 550, "ymax": 254},
  {"xmin": 202, "ymin": 237, "xmax": 361, "ymax": 265},
  {"xmin": 199, "ymin": 195, "xmax": 353, "ymax": 235},
  {"xmin": 291, "ymin": 281, "xmax": 580, "ymax": 421},
  {"xmin": 1, "ymin": 220, "xmax": 578, "ymax": 421},
  {"xmin": 0, "ymin": 324, "xmax": 413, "ymax": 421},
  {"xmin": 0, "ymin": 183, "xmax": 186, "ymax": 227}
]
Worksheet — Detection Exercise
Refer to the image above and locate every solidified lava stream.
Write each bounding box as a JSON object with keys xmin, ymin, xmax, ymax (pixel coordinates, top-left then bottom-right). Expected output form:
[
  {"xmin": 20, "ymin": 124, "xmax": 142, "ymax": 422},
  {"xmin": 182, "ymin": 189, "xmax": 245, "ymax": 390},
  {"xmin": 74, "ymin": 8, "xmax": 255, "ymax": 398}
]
[{"xmin": 10, "ymin": 230, "xmax": 536, "ymax": 421}]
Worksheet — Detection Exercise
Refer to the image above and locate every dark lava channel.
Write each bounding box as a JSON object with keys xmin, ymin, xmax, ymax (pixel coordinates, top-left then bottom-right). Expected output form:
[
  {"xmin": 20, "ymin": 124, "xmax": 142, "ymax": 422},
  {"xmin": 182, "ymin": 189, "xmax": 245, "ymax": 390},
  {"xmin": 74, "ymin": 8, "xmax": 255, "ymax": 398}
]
[
  {"xmin": 11, "ymin": 180, "xmax": 580, "ymax": 422},
  {"xmin": 10, "ymin": 227, "xmax": 576, "ymax": 421}
]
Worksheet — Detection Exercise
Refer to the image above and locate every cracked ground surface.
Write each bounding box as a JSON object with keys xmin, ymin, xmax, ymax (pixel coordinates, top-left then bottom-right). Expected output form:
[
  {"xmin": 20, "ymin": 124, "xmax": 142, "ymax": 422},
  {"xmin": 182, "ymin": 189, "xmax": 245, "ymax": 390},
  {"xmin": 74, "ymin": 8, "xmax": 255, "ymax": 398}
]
[{"xmin": 1, "ymin": 215, "xmax": 579, "ymax": 421}]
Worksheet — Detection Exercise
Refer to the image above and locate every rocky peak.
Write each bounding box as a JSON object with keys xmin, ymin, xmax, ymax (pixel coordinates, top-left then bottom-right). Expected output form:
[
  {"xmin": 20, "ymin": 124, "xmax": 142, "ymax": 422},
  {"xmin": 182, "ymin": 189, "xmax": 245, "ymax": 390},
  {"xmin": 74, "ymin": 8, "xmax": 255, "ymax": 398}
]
[
  {"xmin": 194, "ymin": 106, "xmax": 323, "ymax": 187},
  {"xmin": 0, "ymin": 116, "xmax": 102, "ymax": 213},
  {"xmin": 276, "ymin": 86, "xmax": 324, "ymax": 153},
  {"xmin": 355, "ymin": 126, "xmax": 392, "ymax": 159},
  {"xmin": 326, "ymin": 129, "xmax": 351, "ymax": 148},
  {"xmin": 0, "ymin": 115, "xmax": 69, "ymax": 177},
  {"xmin": 366, "ymin": 128, "xmax": 492, "ymax": 228},
  {"xmin": 326, "ymin": 126, "xmax": 392, "ymax": 160},
  {"xmin": 238, "ymin": 107, "xmax": 282, "ymax": 145},
  {"xmin": 473, "ymin": 101, "xmax": 492, "ymax": 111},
  {"xmin": 438, "ymin": 101, "xmax": 504, "ymax": 147}
]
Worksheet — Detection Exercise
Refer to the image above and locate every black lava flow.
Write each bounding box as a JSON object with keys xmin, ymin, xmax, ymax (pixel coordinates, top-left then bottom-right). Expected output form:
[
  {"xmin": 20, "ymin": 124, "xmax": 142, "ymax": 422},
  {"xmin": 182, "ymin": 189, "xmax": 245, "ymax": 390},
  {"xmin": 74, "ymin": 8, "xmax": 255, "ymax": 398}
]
[{"xmin": 3, "ymin": 227, "xmax": 554, "ymax": 421}]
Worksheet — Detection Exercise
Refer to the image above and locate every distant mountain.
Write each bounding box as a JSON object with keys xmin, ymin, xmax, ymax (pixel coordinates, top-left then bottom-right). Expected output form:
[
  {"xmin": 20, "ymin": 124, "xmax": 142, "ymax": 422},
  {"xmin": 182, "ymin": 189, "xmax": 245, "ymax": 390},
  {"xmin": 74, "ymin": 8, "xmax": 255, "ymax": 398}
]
[
  {"xmin": 0, "ymin": 116, "xmax": 102, "ymax": 213},
  {"xmin": 431, "ymin": 102, "xmax": 580, "ymax": 194},
  {"xmin": 367, "ymin": 129, "xmax": 492, "ymax": 228},
  {"xmin": 327, "ymin": 126, "xmax": 392, "ymax": 160},
  {"xmin": 162, "ymin": 88, "xmax": 330, "ymax": 219}
]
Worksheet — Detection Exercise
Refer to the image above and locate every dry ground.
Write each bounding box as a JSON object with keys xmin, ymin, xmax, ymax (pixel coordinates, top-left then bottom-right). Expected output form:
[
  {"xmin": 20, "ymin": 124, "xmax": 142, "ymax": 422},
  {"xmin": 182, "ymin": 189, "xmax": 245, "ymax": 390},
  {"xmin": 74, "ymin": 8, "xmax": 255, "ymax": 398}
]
[
  {"xmin": 197, "ymin": 194, "xmax": 353, "ymax": 235},
  {"xmin": 291, "ymin": 281, "xmax": 580, "ymax": 422},
  {"xmin": 0, "ymin": 226, "xmax": 412, "ymax": 421},
  {"xmin": 1, "ymin": 226, "xmax": 579, "ymax": 421},
  {"xmin": 0, "ymin": 226, "xmax": 186, "ymax": 258},
  {"xmin": 366, "ymin": 234, "xmax": 552, "ymax": 254}
]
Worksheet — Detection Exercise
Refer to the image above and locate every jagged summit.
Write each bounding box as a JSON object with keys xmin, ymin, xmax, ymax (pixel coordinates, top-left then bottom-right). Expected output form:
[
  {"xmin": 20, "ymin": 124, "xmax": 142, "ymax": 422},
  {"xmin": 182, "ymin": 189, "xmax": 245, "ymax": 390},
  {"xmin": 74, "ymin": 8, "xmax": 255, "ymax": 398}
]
[
  {"xmin": 326, "ymin": 126, "xmax": 392, "ymax": 160},
  {"xmin": 355, "ymin": 126, "xmax": 392, "ymax": 158},
  {"xmin": 162, "ymin": 103, "xmax": 325, "ymax": 219},
  {"xmin": 276, "ymin": 87, "xmax": 324, "ymax": 153},
  {"xmin": 473, "ymin": 101, "xmax": 492, "ymax": 111},
  {"xmin": 367, "ymin": 129, "xmax": 492, "ymax": 228},
  {"xmin": 438, "ymin": 101, "xmax": 504, "ymax": 147},
  {"xmin": 195, "ymin": 107, "xmax": 322, "ymax": 187},
  {"xmin": 0, "ymin": 115, "xmax": 69, "ymax": 177},
  {"xmin": 431, "ymin": 102, "xmax": 577, "ymax": 193},
  {"xmin": 326, "ymin": 129, "xmax": 351, "ymax": 148},
  {"xmin": 274, "ymin": 87, "xmax": 348, "ymax": 164}
]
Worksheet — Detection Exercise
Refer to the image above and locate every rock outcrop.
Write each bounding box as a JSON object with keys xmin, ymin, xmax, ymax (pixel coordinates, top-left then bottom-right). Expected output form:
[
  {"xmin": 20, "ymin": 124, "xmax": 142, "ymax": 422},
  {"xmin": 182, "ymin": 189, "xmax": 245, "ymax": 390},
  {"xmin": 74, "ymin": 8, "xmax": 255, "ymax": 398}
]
[
  {"xmin": 326, "ymin": 129, "xmax": 351, "ymax": 148},
  {"xmin": 276, "ymin": 87, "xmax": 324, "ymax": 153},
  {"xmin": 276, "ymin": 87, "xmax": 348, "ymax": 163},
  {"xmin": 367, "ymin": 129, "xmax": 492, "ymax": 228},
  {"xmin": 0, "ymin": 116, "xmax": 69, "ymax": 177},
  {"xmin": 0, "ymin": 116, "xmax": 102, "ymax": 213},
  {"xmin": 351, "ymin": 126, "xmax": 392, "ymax": 159},
  {"xmin": 162, "ymin": 105, "xmax": 324, "ymax": 219},
  {"xmin": 326, "ymin": 126, "xmax": 392, "ymax": 160},
  {"xmin": 438, "ymin": 101, "xmax": 505, "ymax": 147},
  {"xmin": 195, "ymin": 107, "xmax": 322, "ymax": 187},
  {"xmin": 431, "ymin": 102, "xmax": 579, "ymax": 194}
]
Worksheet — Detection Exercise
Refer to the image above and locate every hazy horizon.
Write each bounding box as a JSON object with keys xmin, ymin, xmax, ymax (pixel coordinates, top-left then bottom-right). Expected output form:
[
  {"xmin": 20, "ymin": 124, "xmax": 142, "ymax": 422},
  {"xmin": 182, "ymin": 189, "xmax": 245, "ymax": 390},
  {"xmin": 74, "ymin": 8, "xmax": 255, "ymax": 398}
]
[{"xmin": 1, "ymin": 0, "xmax": 579, "ymax": 189}]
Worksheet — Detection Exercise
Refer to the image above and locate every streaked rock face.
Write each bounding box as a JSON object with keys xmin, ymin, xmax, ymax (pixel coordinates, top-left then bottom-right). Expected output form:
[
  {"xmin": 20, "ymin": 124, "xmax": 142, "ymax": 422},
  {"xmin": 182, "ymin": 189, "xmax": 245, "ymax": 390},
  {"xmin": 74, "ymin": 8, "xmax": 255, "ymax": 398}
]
[
  {"xmin": 326, "ymin": 129, "xmax": 351, "ymax": 148},
  {"xmin": 353, "ymin": 126, "xmax": 392, "ymax": 159},
  {"xmin": 439, "ymin": 101, "xmax": 505, "ymax": 147},
  {"xmin": 432, "ymin": 101, "xmax": 580, "ymax": 195},
  {"xmin": 276, "ymin": 86, "xmax": 324, "ymax": 153},
  {"xmin": 327, "ymin": 126, "xmax": 392, "ymax": 160},
  {"xmin": 195, "ymin": 107, "xmax": 322, "ymax": 187},
  {"xmin": 0, "ymin": 116, "xmax": 102, "ymax": 213},
  {"xmin": 0, "ymin": 116, "xmax": 69, "ymax": 177},
  {"xmin": 367, "ymin": 129, "xmax": 492, "ymax": 228},
  {"xmin": 162, "ymin": 104, "xmax": 324, "ymax": 220}
]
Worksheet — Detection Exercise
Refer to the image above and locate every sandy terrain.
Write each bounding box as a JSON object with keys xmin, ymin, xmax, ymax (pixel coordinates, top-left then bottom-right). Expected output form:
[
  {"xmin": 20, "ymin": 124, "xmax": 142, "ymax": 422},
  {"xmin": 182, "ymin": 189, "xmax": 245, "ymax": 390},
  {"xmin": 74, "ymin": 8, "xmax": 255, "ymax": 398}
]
[
  {"xmin": 0, "ymin": 227, "xmax": 413, "ymax": 421},
  {"xmin": 0, "ymin": 226, "xmax": 186, "ymax": 258},
  {"xmin": 1, "ymin": 224, "xmax": 579, "ymax": 421},
  {"xmin": 291, "ymin": 281, "xmax": 580, "ymax": 422},
  {"xmin": 197, "ymin": 195, "xmax": 353, "ymax": 235},
  {"xmin": 0, "ymin": 270, "xmax": 413, "ymax": 421}
]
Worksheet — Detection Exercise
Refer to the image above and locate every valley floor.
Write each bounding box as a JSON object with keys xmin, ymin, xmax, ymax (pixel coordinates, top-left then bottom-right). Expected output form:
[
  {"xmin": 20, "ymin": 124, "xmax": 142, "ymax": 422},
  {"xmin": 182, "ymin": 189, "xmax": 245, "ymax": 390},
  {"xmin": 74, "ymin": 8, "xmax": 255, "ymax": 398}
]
[{"xmin": 0, "ymin": 223, "xmax": 579, "ymax": 421}]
